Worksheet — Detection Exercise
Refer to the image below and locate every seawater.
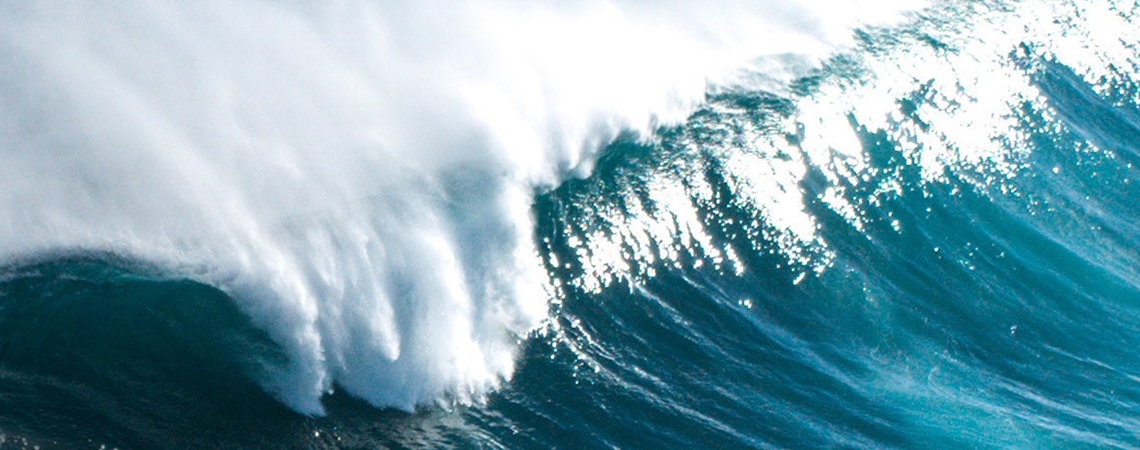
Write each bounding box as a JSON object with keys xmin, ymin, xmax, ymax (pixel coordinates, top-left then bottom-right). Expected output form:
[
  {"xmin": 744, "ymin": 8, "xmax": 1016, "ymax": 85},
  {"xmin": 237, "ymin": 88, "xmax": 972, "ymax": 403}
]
[{"xmin": 3, "ymin": 0, "xmax": 1140, "ymax": 448}]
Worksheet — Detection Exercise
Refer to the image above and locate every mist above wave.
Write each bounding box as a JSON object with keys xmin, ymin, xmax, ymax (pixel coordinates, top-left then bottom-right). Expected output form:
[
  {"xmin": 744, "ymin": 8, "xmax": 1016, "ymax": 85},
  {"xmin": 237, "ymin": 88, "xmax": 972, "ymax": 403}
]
[{"xmin": 0, "ymin": 0, "xmax": 917, "ymax": 414}]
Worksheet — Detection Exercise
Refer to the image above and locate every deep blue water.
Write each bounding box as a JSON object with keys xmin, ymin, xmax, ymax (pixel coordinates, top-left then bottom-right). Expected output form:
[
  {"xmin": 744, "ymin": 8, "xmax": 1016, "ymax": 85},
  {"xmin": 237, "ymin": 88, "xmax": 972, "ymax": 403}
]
[{"xmin": 5, "ymin": 1, "xmax": 1140, "ymax": 448}]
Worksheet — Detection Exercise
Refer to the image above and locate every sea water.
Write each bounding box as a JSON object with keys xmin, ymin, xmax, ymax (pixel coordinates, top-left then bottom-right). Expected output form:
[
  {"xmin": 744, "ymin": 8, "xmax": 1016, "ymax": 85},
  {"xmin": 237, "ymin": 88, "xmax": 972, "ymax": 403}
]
[{"xmin": 2, "ymin": 0, "xmax": 1140, "ymax": 448}]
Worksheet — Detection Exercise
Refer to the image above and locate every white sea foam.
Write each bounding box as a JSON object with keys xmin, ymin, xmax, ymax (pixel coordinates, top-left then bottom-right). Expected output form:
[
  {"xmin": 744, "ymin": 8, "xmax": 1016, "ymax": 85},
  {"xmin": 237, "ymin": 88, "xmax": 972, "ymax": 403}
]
[{"xmin": 0, "ymin": 0, "xmax": 918, "ymax": 414}]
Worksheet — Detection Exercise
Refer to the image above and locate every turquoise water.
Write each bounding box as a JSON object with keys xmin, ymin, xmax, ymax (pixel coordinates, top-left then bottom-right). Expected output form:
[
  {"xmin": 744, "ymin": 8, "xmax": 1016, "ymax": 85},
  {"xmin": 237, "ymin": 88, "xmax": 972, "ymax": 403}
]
[{"xmin": 4, "ymin": 0, "xmax": 1140, "ymax": 448}]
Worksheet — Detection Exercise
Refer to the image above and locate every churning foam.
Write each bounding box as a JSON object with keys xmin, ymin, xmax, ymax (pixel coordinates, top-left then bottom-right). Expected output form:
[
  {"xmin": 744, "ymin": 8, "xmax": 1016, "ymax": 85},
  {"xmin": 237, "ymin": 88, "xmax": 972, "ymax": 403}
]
[{"xmin": 0, "ymin": 0, "xmax": 918, "ymax": 414}]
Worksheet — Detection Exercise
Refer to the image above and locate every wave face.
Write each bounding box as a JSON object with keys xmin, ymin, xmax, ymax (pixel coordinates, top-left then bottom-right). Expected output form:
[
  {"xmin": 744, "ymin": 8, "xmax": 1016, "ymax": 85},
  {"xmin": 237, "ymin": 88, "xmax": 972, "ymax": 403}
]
[{"xmin": 4, "ymin": 0, "xmax": 1140, "ymax": 448}]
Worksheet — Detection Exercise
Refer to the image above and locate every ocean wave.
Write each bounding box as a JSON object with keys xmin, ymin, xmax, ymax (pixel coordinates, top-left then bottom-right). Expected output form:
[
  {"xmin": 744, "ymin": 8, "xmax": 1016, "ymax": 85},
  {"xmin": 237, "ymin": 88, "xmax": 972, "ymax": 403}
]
[{"xmin": 0, "ymin": 0, "xmax": 919, "ymax": 414}]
